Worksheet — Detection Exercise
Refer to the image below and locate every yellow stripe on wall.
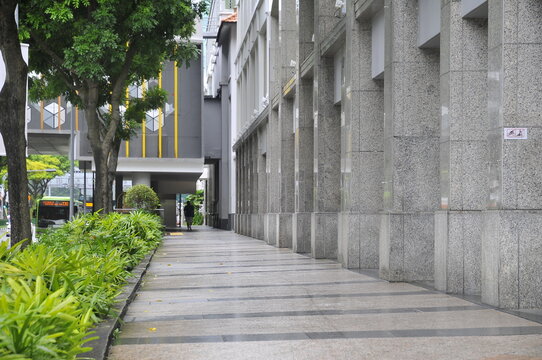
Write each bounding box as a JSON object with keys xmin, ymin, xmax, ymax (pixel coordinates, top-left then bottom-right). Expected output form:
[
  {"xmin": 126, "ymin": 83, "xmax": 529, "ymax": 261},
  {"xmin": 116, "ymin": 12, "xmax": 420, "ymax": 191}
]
[
  {"xmin": 40, "ymin": 101, "xmax": 44, "ymax": 129},
  {"xmin": 75, "ymin": 106, "xmax": 79, "ymax": 131},
  {"xmin": 142, "ymin": 81, "xmax": 147, "ymax": 158},
  {"xmin": 158, "ymin": 71, "xmax": 163, "ymax": 158},
  {"xmin": 174, "ymin": 62, "xmax": 179, "ymax": 158}
]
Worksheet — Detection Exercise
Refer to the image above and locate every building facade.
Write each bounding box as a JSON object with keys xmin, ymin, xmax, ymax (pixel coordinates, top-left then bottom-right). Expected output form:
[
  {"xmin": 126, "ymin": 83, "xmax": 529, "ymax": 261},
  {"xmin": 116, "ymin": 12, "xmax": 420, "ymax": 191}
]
[
  {"xmin": 228, "ymin": 0, "xmax": 542, "ymax": 310},
  {"xmin": 26, "ymin": 54, "xmax": 205, "ymax": 227},
  {"xmin": 202, "ymin": 2, "xmax": 238, "ymax": 229}
]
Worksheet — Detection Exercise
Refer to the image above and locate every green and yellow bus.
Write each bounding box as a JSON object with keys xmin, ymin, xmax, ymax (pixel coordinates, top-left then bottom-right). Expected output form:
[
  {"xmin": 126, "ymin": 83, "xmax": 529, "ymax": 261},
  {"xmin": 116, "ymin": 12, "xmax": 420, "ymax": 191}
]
[{"xmin": 36, "ymin": 196, "xmax": 83, "ymax": 233}]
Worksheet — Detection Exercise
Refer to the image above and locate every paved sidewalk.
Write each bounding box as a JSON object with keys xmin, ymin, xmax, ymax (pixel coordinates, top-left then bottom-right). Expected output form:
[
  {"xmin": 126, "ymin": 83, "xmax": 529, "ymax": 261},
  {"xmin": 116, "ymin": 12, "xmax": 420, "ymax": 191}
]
[{"xmin": 110, "ymin": 228, "xmax": 542, "ymax": 360}]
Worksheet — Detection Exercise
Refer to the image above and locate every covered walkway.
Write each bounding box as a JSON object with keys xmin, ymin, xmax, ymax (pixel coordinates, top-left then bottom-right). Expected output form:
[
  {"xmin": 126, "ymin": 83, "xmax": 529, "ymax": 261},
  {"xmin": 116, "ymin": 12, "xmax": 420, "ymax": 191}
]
[{"xmin": 110, "ymin": 228, "xmax": 542, "ymax": 360}]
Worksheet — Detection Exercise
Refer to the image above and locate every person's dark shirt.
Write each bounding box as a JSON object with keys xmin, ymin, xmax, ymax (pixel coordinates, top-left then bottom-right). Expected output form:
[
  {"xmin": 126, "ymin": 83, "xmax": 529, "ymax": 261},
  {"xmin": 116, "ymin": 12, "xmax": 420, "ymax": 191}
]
[{"xmin": 183, "ymin": 204, "xmax": 195, "ymax": 217}]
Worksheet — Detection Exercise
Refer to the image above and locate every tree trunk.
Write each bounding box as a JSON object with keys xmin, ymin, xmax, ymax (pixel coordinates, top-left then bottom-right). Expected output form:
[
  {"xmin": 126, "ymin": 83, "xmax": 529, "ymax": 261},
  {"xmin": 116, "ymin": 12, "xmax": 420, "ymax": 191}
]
[
  {"xmin": 107, "ymin": 137, "xmax": 122, "ymax": 211},
  {"xmin": 85, "ymin": 113, "xmax": 114, "ymax": 214},
  {"xmin": 0, "ymin": 1, "xmax": 32, "ymax": 246},
  {"xmin": 95, "ymin": 153, "xmax": 112, "ymax": 213},
  {"xmin": 77, "ymin": 46, "xmax": 135, "ymax": 214},
  {"xmin": 80, "ymin": 87, "xmax": 112, "ymax": 214}
]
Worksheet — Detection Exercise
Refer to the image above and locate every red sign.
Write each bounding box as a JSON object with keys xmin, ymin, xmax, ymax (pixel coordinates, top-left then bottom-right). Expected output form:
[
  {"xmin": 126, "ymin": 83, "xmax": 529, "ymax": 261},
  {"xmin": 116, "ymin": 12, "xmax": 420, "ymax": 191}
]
[{"xmin": 41, "ymin": 201, "xmax": 70, "ymax": 207}]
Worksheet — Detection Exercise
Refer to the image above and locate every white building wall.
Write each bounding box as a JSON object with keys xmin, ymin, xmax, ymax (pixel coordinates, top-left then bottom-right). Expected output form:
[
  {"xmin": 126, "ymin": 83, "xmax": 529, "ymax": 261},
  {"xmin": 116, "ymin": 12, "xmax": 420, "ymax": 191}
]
[{"xmin": 234, "ymin": 0, "xmax": 270, "ymax": 140}]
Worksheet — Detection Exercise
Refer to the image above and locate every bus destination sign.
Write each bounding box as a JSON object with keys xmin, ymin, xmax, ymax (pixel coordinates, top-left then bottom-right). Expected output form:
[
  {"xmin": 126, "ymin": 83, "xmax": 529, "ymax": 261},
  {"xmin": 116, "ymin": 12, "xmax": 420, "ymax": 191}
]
[{"xmin": 41, "ymin": 201, "xmax": 70, "ymax": 207}]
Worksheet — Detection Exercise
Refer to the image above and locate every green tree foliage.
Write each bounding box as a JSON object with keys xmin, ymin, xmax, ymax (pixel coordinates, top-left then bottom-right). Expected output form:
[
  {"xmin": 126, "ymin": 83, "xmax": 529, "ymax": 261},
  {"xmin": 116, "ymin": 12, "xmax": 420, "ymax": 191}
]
[
  {"xmin": 0, "ymin": 155, "xmax": 71, "ymax": 206},
  {"xmin": 26, "ymin": 155, "xmax": 71, "ymax": 200},
  {"xmin": 19, "ymin": 0, "xmax": 207, "ymax": 213},
  {"xmin": 124, "ymin": 184, "xmax": 160, "ymax": 211}
]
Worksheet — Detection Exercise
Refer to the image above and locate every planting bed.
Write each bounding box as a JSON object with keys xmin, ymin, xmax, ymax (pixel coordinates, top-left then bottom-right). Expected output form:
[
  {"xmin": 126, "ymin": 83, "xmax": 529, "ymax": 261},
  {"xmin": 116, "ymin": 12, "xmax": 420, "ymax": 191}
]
[{"xmin": 0, "ymin": 211, "xmax": 163, "ymax": 359}]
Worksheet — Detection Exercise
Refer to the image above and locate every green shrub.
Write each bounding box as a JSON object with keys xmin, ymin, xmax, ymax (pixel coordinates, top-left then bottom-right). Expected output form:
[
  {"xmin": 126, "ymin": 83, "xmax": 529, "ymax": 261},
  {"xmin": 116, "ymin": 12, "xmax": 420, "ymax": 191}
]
[
  {"xmin": 0, "ymin": 211, "xmax": 162, "ymax": 359},
  {"xmin": 185, "ymin": 190, "xmax": 204, "ymax": 225},
  {"xmin": 0, "ymin": 276, "xmax": 94, "ymax": 359},
  {"xmin": 192, "ymin": 211, "xmax": 203, "ymax": 226},
  {"xmin": 124, "ymin": 185, "xmax": 160, "ymax": 211}
]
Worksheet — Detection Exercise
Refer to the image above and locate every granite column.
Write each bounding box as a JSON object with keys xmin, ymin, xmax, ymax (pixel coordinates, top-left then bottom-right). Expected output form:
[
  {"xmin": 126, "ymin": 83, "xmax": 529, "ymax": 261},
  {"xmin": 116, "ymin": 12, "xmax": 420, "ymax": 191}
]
[
  {"xmin": 257, "ymin": 126, "xmax": 268, "ymax": 240},
  {"xmin": 434, "ymin": 0, "xmax": 488, "ymax": 295},
  {"xmin": 251, "ymin": 134, "xmax": 260, "ymax": 239},
  {"xmin": 235, "ymin": 148, "xmax": 240, "ymax": 233},
  {"xmin": 293, "ymin": 0, "xmax": 315, "ymax": 254},
  {"xmin": 265, "ymin": 108, "xmax": 280, "ymax": 246},
  {"xmin": 311, "ymin": 0, "xmax": 342, "ymax": 259},
  {"xmin": 380, "ymin": 0, "xmax": 440, "ymax": 281},
  {"xmin": 482, "ymin": 0, "xmax": 542, "ymax": 309},
  {"xmin": 339, "ymin": 0, "xmax": 384, "ymax": 269},
  {"xmin": 276, "ymin": 0, "xmax": 297, "ymax": 248}
]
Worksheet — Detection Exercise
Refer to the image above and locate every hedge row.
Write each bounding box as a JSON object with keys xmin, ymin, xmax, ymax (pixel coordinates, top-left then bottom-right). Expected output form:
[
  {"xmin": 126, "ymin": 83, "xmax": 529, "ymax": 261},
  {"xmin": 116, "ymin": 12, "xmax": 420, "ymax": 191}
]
[{"xmin": 0, "ymin": 211, "xmax": 162, "ymax": 359}]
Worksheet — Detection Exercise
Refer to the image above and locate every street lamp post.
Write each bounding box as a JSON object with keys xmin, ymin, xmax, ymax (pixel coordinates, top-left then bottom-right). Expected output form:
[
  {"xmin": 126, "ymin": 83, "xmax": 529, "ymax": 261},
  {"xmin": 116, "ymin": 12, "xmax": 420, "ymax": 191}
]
[{"xmin": 69, "ymin": 103, "xmax": 75, "ymax": 221}]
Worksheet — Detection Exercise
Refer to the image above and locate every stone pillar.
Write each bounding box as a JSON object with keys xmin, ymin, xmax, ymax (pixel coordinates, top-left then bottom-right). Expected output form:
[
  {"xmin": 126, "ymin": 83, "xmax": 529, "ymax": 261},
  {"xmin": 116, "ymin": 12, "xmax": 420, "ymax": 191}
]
[
  {"xmin": 293, "ymin": 78, "xmax": 314, "ymax": 254},
  {"xmin": 380, "ymin": 0, "xmax": 440, "ymax": 281},
  {"xmin": 251, "ymin": 134, "xmax": 261, "ymax": 239},
  {"xmin": 249, "ymin": 140, "xmax": 254, "ymax": 237},
  {"xmin": 235, "ymin": 149, "xmax": 240, "ymax": 233},
  {"xmin": 311, "ymin": 1, "xmax": 342, "ymax": 259},
  {"xmin": 264, "ymin": 14, "xmax": 281, "ymax": 245},
  {"xmin": 257, "ymin": 125, "xmax": 268, "ymax": 240},
  {"xmin": 276, "ymin": 0, "xmax": 297, "ymax": 248},
  {"xmin": 293, "ymin": 0, "xmax": 314, "ymax": 254},
  {"xmin": 482, "ymin": 0, "xmax": 542, "ymax": 309},
  {"xmin": 278, "ymin": 97, "xmax": 294, "ymax": 248},
  {"xmin": 241, "ymin": 143, "xmax": 249, "ymax": 236},
  {"xmin": 434, "ymin": 0, "xmax": 488, "ymax": 295},
  {"xmin": 237, "ymin": 148, "xmax": 242, "ymax": 234},
  {"xmin": 245, "ymin": 137, "xmax": 254, "ymax": 236},
  {"xmin": 265, "ymin": 108, "xmax": 280, "ymax": 246},
  {"xmin": 298, "ymin": 0, "xmax": 314, "ymax": 62},
  {"xmin": 237, "ymin": 143, "xmax": 246, "ymax": 235},
  {"xmin": 339, "ymin": 1, "xmax": 384, "ymax": 269},
  {"xmin": 249, "ymin": 136, "xmax": 255, "ymax": 238}
]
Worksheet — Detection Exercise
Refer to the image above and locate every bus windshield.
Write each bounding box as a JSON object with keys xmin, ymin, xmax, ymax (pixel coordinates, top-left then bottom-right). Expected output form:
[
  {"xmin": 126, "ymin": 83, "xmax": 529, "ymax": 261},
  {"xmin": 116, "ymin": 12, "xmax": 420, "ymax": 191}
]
[
  {"xmin": 38, "ymin": 205, "xmax": 70, "ymax": 221},
  {"xmin": 37, "ymin": 198, "xmax": 80, "ymax": 229}
]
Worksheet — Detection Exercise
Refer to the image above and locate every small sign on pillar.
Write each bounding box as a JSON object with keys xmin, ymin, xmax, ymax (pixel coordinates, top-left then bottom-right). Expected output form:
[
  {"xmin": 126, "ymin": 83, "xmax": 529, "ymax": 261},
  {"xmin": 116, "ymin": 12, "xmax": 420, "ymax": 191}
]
[{"xmin": 504, "ymin": 128, "xmax": 528, "ymax": 140}]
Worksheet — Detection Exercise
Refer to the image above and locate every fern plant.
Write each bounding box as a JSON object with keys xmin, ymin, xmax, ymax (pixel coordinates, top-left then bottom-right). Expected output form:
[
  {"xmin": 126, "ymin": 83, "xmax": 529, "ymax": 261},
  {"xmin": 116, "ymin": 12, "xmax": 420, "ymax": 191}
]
[{"xmin": 0, "ymin": 211, "xmax": 163, "ymax": 359}]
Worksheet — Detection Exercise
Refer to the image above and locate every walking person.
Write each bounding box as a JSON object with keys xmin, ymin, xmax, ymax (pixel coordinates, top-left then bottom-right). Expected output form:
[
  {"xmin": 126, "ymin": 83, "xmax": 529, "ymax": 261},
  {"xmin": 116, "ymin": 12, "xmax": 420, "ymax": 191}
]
[{"xmin": 183, "ymin": 200, "xmax": 195, "ymax": 231}]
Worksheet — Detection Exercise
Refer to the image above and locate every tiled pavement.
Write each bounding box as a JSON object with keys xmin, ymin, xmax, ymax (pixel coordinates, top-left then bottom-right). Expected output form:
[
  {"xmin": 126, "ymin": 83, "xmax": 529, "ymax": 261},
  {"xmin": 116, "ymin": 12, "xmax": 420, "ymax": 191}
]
[{"xmin": 109, "ymin": 228, "xmax": 542, "ymax": 360}]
